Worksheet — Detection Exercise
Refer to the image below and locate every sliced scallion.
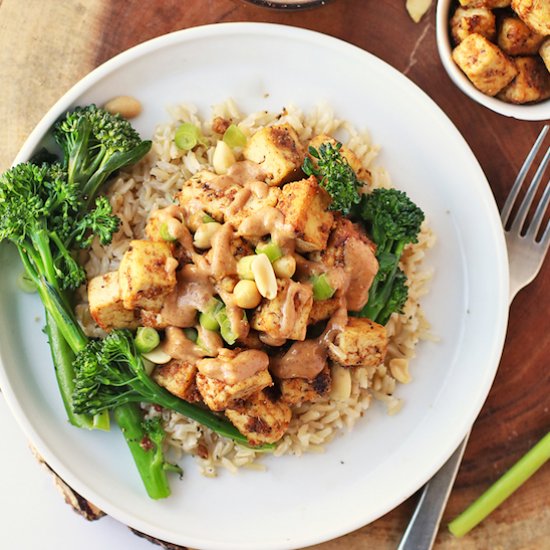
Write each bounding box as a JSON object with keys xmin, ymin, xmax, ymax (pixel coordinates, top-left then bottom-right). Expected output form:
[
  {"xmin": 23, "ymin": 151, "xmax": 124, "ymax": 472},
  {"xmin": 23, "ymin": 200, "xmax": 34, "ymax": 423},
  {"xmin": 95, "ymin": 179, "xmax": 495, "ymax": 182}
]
[
  {"xmin": 222, "ymin": 124, "xmax": 247, "ymax": 148},
  {"xmin": 311, "ymin": 273, "xmax": 336, "ymax": 301},
  {"xmin": 159, "ymin": 222, "xmax": 176, "ymax": 242},
  {"xmin": 175, "ymin": 122, "xmax": 202, "ymax": 151},
  {"xmin": 17, "ymin": 271, "xmax": 37, "ymax": 293},
  {"xmin": 135, "ymin": 327, "xmax": 160, "ymax": 354},
  {"xmin": 255, "ymin": 240, "xmax": 283, "ymax": 263}
]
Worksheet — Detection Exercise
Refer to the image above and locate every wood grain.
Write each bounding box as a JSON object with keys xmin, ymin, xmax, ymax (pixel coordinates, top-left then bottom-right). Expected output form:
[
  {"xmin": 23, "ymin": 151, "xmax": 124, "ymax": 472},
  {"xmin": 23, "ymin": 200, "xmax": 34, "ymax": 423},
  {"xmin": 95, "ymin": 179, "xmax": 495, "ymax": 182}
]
[{"xmin": 0, "ymin": 1, "xmax": 548, "ymax": 549}]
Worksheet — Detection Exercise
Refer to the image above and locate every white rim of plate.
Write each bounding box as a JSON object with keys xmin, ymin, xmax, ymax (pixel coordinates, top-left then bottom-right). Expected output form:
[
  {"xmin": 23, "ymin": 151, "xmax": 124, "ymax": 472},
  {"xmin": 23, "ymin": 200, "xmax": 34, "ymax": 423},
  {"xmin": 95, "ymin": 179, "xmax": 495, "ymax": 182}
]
[{"xmin": 1, "ymin": 22, "xmax": 510, "ymax": 549}]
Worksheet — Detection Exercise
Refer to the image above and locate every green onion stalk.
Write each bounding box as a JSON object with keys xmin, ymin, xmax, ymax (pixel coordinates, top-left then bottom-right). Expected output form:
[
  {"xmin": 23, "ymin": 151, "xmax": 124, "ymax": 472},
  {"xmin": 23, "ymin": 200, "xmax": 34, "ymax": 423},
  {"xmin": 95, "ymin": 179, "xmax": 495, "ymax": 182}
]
[{"xmin": 449, "ymin": 432, "xmax": 550, "ymax": 537}]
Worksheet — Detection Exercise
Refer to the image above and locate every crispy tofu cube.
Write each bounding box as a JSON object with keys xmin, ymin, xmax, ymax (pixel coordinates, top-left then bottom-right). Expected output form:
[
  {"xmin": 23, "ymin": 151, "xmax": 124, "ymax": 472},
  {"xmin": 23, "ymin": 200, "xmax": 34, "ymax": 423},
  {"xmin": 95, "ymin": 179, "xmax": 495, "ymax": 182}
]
[
  {"xmin": 152, "ymin": 359, "xmax": 201, "ymax": 403},
  {"xmin": 541, "ymin": 38, "xmax": 550, "ymax": 72},
  {"xmin": 450, "ymin": 8, "xmax": 496, "ymax": 45},
  {"xmin": 511, "ymin": 0, "xmax": 550, "ymax": 36},
  {"xmin": 498, "ymin": 56, "xmax": 550, "ymax": 103},
  {"xmin": 278, "ymin": 365, "xmax": 332, "ymax": 406},
  {"xmin": 243, "ymin": 124, "xmax": 304, "ymax": 186},
  {"xmin": 251, "ymin": 279, "xmax": 313, "ymax": 341},
  {"xmin": 118, "ymin": 240, "xmax": 178, "ymax": 311},
  {"xmin": 327, "ymin": 317, "xmax": 388, "ymax": 368},
  {"xmin": 87, "ymin": 271, "xmax": 139, "ymax": 331},
  {"xmin": 498, "ymin": 16, "xmax": 545, "ymax": 55},
  {"xmin": 224, "ymin": 185, "xmax": 281, "ymax": 229},
  {"xmin": 321, "ymin": 218, "xmax": 378, "ymax": 312},
  {"xmin": 277, "ymin": 176, "xmax": 333, "ymax": 252},
  {"xmin": 225, "ymin": 390, "xmax": 292, "ymax": 445},
  {"xmin": 458, "ymin": 0, "xmax": 510, "ymax": 7},
  {"xmin": 176, "ymin": 170, "xmax": 241, "ymax": 222},
  {"xmin": 308, "ymin": 297, "xmax": 340, "ymax": 325},
  {"xmin": 195, "ymin": 369, "xmax": 273, "ymax": 412},
  {"xmin": 452, "ymin": 33, "xmax": 518, "ymax": 96},
  {"xmin": 308, "ymin": 134, "xmax": 371, "ymax": 182}
]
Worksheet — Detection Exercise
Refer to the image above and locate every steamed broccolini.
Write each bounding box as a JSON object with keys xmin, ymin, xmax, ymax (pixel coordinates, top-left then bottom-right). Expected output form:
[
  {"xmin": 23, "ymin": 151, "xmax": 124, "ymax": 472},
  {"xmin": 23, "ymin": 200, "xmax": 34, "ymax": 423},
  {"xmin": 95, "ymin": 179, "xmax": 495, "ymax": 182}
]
[
  {"xmin": 358, "ymin": 188, "xmax": 425, "ymax": 324},
  {"xmin": 54, "ymin": 104, "xmax": 152, "ymax": 208},
  {"xmin": 302, "ymin": 141, "xmax": 361, "ymax": 215}
]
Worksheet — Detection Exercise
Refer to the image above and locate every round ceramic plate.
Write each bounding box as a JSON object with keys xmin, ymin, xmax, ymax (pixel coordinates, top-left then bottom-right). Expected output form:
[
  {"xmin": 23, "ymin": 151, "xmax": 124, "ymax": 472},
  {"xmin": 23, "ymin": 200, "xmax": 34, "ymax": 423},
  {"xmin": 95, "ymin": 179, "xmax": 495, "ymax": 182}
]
[{"xmin": 0, "ymin": 23, "xmax": 509, "ymax": 550}]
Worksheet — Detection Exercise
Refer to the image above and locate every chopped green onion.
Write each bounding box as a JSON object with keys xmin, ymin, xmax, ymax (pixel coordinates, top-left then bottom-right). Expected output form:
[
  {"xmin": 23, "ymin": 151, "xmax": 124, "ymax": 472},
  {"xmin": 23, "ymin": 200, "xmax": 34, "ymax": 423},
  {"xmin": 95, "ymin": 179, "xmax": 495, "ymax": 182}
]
[
  {"xmin": 199, "ymin": 298, "xmax": 223, "ymax": 332},
  {"xmin": 183, "ymin": 327, "xmax": 198, "ymax": 342},
  {"xmin": 215, "ymin": 306, "xmax": 237, "ymax": 345},
  {"xmin": 311, "ymin": 273, "xmax": 336, "ymax": 301},
  {"xmin": 17, "ymin": 271, "xmax": 37, "ymax": 293},
  {"xmin": 202, "ymin": 213, "xmax": 216, "ymax": 223},
  {"xmin": 199, "ymin": 311, "xmax": 219, "ymax": 332},
  {"xmin": 255, "ymin": 240, "xmax": 283, "ymax": 263},
  {"xmin": 222, "ymin": 124, "xmax": 247, "ymax": 148},
  {"xmin": 449, "ymin": 431, "xmax": 550, "ymax": 538},
  {"xmin": 175, "ymin": 122, "xmax": 202, "ymax": 151},
  {"xmin": 135, "ymin": 327, "xmax": 160, "ymax": 354},
  {"xmin": 159, "ymin": 222, "xmax": 176, "ymax": 242},
  {"xmin": 237, "ymin": 255, "xmax": 256, "ymax": 280}
]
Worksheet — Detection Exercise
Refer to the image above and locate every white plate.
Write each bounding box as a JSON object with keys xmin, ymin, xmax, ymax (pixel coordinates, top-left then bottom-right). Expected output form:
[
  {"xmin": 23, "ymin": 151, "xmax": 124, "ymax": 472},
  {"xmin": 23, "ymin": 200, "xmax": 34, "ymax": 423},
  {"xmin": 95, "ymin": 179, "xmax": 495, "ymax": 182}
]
[{"xmin": 0, "ymin": 23, "xmax": 509, "ymax": 550}]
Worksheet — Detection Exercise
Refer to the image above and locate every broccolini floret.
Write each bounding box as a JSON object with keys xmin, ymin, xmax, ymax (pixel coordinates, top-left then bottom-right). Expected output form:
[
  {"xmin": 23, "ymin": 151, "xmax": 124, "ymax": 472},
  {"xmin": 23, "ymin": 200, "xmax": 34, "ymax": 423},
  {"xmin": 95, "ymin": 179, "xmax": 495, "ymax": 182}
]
[
  {"xmin": 357, "ymin": 188, "xmax": 425, "ymax": 324},
  {"xmin": 54, "ymin": 104, "xmax": 152, "ymax": 207},
  {"xmin": 302, "ymin": 142, "xmax": 361, "ymax": 215}
]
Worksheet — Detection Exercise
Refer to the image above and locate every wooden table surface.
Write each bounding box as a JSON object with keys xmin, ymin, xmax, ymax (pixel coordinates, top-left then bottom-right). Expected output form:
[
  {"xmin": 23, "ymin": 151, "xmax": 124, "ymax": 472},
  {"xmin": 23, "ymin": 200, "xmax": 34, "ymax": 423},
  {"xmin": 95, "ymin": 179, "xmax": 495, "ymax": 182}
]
[{"xmin": 0, "ymin": 0, "xmax": 548, "ymax": 549}]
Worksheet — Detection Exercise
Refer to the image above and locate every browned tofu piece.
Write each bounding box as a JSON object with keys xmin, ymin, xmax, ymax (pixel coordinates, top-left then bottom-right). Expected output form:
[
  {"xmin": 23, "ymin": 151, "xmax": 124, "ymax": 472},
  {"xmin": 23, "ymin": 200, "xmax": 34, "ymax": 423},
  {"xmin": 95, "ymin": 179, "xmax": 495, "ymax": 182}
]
[
  {"xmin": 251, "ymin": 279, "xmax": 313, "ymax": 341},
  {"xmin": 118, "ymin": 240, "xmax": 178, "ymax": 311},
  {"xmin": 511, "ymin": 0, "xmax": 550, "ymax": 36},
  {"xmin": 321, "ymin": 218, "xmax": 378, "ymax": 312},
  {"xmin": 225, "ymin": 390, "xmax": 292, "ymax": 445},
  {"xmin": 278, "ymin": 365, "xmax": 332, "ymax": 406},
  {"xmin": 243, "ymin": 124, "xmax": 304, "ymax": 186},
  {"xmin": 277, "ymin": 176, "xmax": 333, "ymax": 252},
  {"xmin": 450, "ymin": 7, "xmax": 496, "ymax": 45},
  {"xmin": 308, "ymin": 297, "xmax": 340, "ymax": 325},
  {"xmin": 176, "ymin": 170, "xmax": 241, "ymax": 222},
  {"xmin": 498, "ymin": 16, "xmax": 545, "ymax": 55},
  {"xmin": 224, "ymin": 185, "xmax": 281, "ymax": 230},
  {"xmin": 195, "ymin": 369, "xmax": 273, "ymax": 412},
  {"xmin": 458, "ymin": 0, "xmax": 510, "ymax": 7},
  {"xmin": 498, "ymin": 56, "xmax": 550, "ymax": 103},
  {"xmin": 452, "ymin": 34, "xmax": 518, "ymax": 96},
  {"xmin": 87, "ymin": 271, "xmax": 139, "ymax": 331},
  {"xmin": 539, "ymin": 38, "xmax": 550, "ymax": 72},
  {"xmin": 308, "ymin": 134, "xmax": 371, "ymax": 182},
  {"xmin": 152, "ymin": 359, "xmax": 201, "ymax": 403},
  {"xmin": 327, "ymin": 317, "xmax": 388, "ymax": 368},
  {"xmin": 145, "ymin": 205, "xmax": 185, "ymax": 242}
]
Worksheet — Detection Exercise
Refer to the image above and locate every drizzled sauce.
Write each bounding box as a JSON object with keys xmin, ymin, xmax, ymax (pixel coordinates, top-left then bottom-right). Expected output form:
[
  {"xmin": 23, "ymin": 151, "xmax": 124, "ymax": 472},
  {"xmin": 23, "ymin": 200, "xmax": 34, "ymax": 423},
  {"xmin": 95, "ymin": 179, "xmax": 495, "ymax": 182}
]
[
  {"xmin": 270, "ymin": 305, "xmax": 348, "ymax": 379},
  {"xmin": 197, "ymin": 349, "xmax": 269, "ymax": 384},
  {"xmin": 162, "ymin": 326, "xmax": 205, "ymax": 362},
  {"xmin": 161, "ymin": 264, "xmax": 215, "ymax": 327}
]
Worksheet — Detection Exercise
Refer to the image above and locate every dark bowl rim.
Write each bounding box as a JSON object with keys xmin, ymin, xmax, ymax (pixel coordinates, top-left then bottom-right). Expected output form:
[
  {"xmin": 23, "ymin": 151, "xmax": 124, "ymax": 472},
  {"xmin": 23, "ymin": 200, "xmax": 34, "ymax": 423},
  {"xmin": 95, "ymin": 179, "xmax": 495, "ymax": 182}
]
[{"xmin": 241, "ymin": 0, "xmax": 331, "ymax": 10}]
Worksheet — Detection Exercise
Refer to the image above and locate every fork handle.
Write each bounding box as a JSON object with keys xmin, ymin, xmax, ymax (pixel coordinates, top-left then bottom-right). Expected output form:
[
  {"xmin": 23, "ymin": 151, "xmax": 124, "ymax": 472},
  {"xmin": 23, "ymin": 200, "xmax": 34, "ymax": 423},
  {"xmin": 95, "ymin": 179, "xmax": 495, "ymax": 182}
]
[{"xmin": 396, "ymin": 434, "xmax": 470, "ymax": 550}]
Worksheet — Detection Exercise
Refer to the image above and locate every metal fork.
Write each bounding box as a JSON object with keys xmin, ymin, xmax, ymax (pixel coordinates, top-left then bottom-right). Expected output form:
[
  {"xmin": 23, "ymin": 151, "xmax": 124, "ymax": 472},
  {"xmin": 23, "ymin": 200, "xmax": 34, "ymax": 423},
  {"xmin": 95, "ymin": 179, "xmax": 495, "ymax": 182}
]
[{"xmin": 397, "ymin": 125, "xmax": 550, "ymax": 550}]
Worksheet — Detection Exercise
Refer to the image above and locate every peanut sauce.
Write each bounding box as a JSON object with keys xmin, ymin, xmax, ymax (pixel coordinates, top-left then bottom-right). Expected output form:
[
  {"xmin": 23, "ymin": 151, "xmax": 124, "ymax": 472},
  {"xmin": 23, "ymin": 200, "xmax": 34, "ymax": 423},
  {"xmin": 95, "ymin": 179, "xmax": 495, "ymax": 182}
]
[
  {"xmin": 162, "ymin": 326, "xmax": 205, "ymax": 362},
  {"xmin": 197, "ymin": 348, "xmax": 269, "ymax": 384},
  {"xmin": 161, "ymin": 265, "xmax": 215, "ymax": 327},
  {"xmin": 270, "ymin": 306, "xmax": 348, "ymax": 379},
  {"xmin": 209, "ymin": 223, "xmax": 237, "ymax": 280}
]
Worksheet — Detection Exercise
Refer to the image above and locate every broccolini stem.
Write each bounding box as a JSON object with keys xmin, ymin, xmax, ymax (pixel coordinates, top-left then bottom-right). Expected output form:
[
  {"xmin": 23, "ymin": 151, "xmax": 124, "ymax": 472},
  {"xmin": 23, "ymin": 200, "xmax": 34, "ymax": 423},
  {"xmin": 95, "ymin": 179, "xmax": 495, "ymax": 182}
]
[
  {"xmin": 113, "ymin": 403, "xmax": 171, "ymax": 500},
  {"xmin": 45, "ymin": 311, "xmax": 109, "ymax": 430},
  {"xmin": 18, "ymin": 248, "xmax": 109, "ymax": 429}
]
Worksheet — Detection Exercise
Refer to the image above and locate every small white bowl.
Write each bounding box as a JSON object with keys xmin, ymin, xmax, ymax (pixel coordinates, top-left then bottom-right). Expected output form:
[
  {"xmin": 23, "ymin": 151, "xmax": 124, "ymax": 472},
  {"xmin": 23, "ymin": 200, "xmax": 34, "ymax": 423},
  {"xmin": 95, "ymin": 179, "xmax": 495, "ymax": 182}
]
[{"xmin": 436, "ymin": 0, "xmax": 550, "ymax": 120}]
